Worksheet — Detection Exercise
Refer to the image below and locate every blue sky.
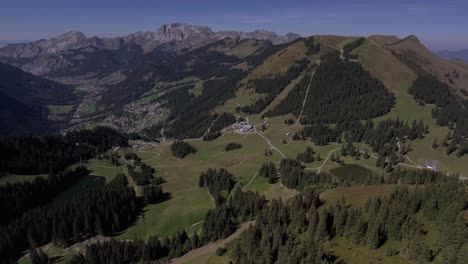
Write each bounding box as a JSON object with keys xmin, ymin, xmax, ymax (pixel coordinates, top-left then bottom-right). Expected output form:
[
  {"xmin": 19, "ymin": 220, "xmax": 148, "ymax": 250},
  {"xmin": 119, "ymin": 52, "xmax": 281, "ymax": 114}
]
[{"xmin": 1, "ymin": 0, "xmax": 467, "ymax": 50}]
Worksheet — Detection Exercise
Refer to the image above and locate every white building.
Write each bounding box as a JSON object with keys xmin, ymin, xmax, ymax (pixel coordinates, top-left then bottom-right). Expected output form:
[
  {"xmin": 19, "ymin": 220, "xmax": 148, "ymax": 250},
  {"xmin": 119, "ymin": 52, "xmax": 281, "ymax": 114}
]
[
  {"xmin": 240, "ymin": 125, "xmax": 253, "ymax": 133},
  {"xmin": 424, "ymin": 160, "xmax": 439, "ymax": 171}
]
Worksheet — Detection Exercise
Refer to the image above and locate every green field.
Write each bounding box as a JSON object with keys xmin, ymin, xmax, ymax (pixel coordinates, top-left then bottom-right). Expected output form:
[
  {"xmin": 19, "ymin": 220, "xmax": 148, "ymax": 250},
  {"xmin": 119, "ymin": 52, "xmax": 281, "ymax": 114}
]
[
  {"xmin": 137, "ymin": 77, "xmax": 197, "ymax": 104},
  {"xmin": 17, "ymin": 243, "xmax": 73, "ymax": 264},
  {"xmin": 0, "ymin": 174, "xmax": 46, "ymax": 185},
  {"xmin": 82, "ymin": 102, "xmax": 97, "ymax": 114},
  {"xmin": 85, "ymin": 159, "xmax": 123, "ymax": 181},
  {"xmin": 376, "ymin": 94, "xmax": 468, "ymax": 175},
  {"xmin": 119, "ymin": 131, "xmax": 303, "ymax": 240},
  {"xmin": 322, "ymin": 201, "xmax": 450, "ymax": 264},
  {"xmin": 324, "ymin": 237, "xmax": 410, "ymax": 264},
  {"xmin": 54, "ymin": 175, "xmax": 106, "ymax": 203},
  {"xmin": 114, "ymin": 96, "xmax": 468, "ymax": 242},
  {"xmin": 53, "ymin": 158, "xmax": 123, "ymax": 203},
  {"xmin": 353, "ymin": 38, "xmax": 468, "ymax": 174},
  {"xmin": 118, "ymin": 142, "xmax": 216, "ymax": 240},
  {"xmin": 47, "ymin": 104, "xmax": 74, "ymax": 115},
  {"xmin": 190, "ymin": 80, "xmax": 204, "ymax": 97}
]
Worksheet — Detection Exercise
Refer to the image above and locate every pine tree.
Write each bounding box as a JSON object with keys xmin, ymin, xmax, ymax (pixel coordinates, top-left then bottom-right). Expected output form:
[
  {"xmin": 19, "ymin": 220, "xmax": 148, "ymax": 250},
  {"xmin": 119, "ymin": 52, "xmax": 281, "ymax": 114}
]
[
  {"xmin": 389, "ymin": 150, "xmax": 397, "ymax": 165},
  {"xmin": 29, "ymin": 248, "xmax": 49, "ymax": 264},
  {"xmin": 456, "ymin": 242, "xmax": 468, "ymax": 264},
  {"xmin": 308, "ymin": 210, "xmax": 319, "ymax": 238},
  {"xmin": 363, "ymin": 148, "xmax": 370, "ymax": 159},
  {"xmin": 354, "ymin": 151, "xmax": 359, "ymax": 160},
  {"xmin": 376, "ymin": 155, "xmax": 385, "ymax": 168},
  {"xmin": 385, "ymin": 162, "xmax": 393, "ymax": 173},
  {"xmin": 95, "ymin": 216, "xmax": 103, "ymax": 234},
  {"xmin": 315, "ymin": 211, "xmax": 330, "ymax": 242},
  {"xmin": 341, "ymin": 145, "xmax": 347, "ymax": 156},
  {"xmin": 351, "ymin": 214, "xmax": 367, "ymax": 245},
  {"xmin": 456, "ymin": 141, "xmax": 468, "ymax": 157},
  {"xmin": 405, "ymin": 235, "xmax": 432, "ymax": 263},
  {"xmin": 191, "ymin": 233, "xmax": 200, "ymax": 249},
  {"xmin": 446, "ymin": 139, "xmax": 457, "ymax": 155},
  {"xmin": 400, "ymin": 143, "xmax": 406, "ymax": 155},
  {"xmin": 366, "ymin": 223, "xmax": 384, "ymax": 249},
  {"xmin": 442, "ymin": 133, "xmax": 449, "ymax": 147}
]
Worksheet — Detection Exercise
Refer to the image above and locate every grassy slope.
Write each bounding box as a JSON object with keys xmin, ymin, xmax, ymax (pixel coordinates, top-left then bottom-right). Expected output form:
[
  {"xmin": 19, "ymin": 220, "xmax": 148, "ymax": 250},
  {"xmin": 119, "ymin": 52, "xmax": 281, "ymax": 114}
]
[
  {"xmin": 116, "ymin": 111, "xmax": 429, "ymax": 241},
  {"xmin": 220, "ymin": 39, "xmax": 312, "ymax": 113},
  {"xmin": 16, "ymin": 35, "xmax": 468, "ymax": 262},
  {"xmin": 137, "ymin": 77, "xmax": 197, "ymax": 104},
  {"xmin": 260, "ymin": 73, "xmax": 306, "ymax": 116},
  {"xmin": 356, "ymin": 37, "xmax": 468, "ymax": 174},
  {"xmin": 314, "ymin": 35, "xmax": 350, "ymax": 47},
  {"xmin": 185, "ymin": 254, "xmax": 230, "ymax": 264},
  {"xmin": 17, "ymin": 243, "xmax": 75, "ymax": 264},
  {"xmin": 320, "ymin": 185, "xmax": 398, "ymax": 208},
  {"xmin": 226, "ymin": 39, "xmax": 266, "ymax": 59},
  {"xmin": 53, "ymin": 175, "xmax": 106, "ymax": 204},
  {"xmin": 0, "ymin": 174, "xmax": 46, "ymax": 185},
  {"xmin": 321, "ymin": 184, "xmax": 453, "ymax": 264},
  {"xmin": 251, "ymin": 39, "xmax": 310, "ymax": 78},
  {"xmin": 324, "ymin": 237, "xmax": 411, "ymax": 264},
  {"xmin": 0, "ymin": 156, "xmax": 121, "ymax": 193},
  {"xmin": 387, "ymin": 36, "xmax": 468, "ymax": 98},
  {"xmin": 119, "ymin": 132, "xmax": 299, "ymax": 240},
  {"xmin": 53, "ymin": 158, "xmax": 122, "ymax": 203},
  {"xmin": 47, "ymin": 104, "xmax": 74, "ymax": 115}
]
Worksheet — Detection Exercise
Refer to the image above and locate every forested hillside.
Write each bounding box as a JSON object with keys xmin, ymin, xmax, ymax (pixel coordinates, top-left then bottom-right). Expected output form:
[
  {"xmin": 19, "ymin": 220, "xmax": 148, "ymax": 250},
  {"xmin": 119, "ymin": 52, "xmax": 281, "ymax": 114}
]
[
  {"xmin": 267, "ymin": 52, "xmax": 395, "ymax": 123},
  {"xmin": 0, "ymin": 62, "xmax": 76, "ymax": 135},
  {"xmin": 0, "ymin": 126, "xmax": 128, "ymax": 174}
]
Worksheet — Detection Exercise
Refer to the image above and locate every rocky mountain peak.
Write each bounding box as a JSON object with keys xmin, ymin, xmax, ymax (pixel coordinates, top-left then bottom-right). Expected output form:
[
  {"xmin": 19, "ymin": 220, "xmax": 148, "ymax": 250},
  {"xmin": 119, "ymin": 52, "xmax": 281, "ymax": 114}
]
[
  {"xmin": 155, "ymin": 23, "xmax": 214, "ymax": 42},
  {"xmin": 402, "ymin": 35, "xmax": 422, "ymax": 44},
  {"xmin": 57, "ymin": 31, "xmax": 87, "ymax": 42}
]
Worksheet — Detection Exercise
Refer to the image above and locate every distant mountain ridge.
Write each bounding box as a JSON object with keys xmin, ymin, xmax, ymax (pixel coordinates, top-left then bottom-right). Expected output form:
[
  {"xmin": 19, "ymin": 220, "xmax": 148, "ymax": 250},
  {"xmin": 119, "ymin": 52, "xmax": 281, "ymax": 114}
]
[
  {"xmin": 437, "ymin": 49, "xmax": 468, "ymax": 62},
  {"xmin": 0, "ymin": 22, "xmax": 299, "ymax": 59},
  {"xmin": 0, "ymin": 23, "xmax": 299, "ymax": 77}
]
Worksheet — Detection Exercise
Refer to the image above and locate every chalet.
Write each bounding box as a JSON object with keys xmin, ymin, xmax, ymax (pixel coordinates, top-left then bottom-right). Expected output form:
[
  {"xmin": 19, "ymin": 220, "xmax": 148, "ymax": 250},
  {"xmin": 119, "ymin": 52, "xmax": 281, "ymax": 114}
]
[
  {"xmin": 240, "ymin": 124, "xmax": 253, "ymax": 133},
  {"xmin": 424, "ymin": 160, "xmax": 439, "ymax": 171}
]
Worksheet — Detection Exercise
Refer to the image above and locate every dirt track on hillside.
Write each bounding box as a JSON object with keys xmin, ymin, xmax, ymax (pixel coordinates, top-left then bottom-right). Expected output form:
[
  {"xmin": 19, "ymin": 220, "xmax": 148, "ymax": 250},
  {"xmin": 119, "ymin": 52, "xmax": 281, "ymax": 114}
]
[{"xmin": 170, "ymin": 221, "xmax": 254, "ymax": 264}]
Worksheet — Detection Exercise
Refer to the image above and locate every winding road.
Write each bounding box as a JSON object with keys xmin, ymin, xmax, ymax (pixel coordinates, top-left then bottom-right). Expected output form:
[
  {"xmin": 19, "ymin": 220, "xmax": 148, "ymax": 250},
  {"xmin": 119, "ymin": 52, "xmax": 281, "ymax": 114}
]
[
  {"xmin": 304, "ymin": 147, "xmax": 341, "ymax": 173},
  {"xmin": 243, "ymin": 172, "xmax": 259, "ymax": 189},
  {"xmin": 257, "ymin": 132, "xmax": 286, "ymax": 158}
]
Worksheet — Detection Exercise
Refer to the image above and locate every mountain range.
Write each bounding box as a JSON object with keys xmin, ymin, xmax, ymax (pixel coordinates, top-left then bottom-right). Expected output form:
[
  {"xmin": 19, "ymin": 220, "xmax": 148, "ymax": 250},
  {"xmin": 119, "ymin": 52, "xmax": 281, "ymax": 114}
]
[
  {"xmin": 0, "ymin": 23, "xmax": 299, "ymax": 77},
  {"xmin": 438, "ymin": 49, "xmax": 468, "ymax": 63},
  {"xmin": 0, "ymin": 23, "xmax": 467, "ymax": 137}
]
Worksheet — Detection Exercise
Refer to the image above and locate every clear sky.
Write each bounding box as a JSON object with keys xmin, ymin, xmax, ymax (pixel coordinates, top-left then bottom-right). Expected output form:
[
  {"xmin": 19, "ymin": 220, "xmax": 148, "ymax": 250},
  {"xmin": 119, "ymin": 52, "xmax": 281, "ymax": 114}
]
[{"xmin": 1, "ymin": 0, "xmax": 467, "ymax": 51}]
